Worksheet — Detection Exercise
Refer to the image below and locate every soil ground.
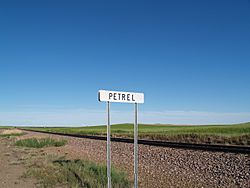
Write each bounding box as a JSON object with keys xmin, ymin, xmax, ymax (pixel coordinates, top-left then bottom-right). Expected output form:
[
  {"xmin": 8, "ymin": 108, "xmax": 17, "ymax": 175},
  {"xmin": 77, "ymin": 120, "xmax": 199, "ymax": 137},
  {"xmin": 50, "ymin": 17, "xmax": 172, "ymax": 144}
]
[{"xmin": 0, "ymin": 137, "xmax": 36, "ymax": 188}]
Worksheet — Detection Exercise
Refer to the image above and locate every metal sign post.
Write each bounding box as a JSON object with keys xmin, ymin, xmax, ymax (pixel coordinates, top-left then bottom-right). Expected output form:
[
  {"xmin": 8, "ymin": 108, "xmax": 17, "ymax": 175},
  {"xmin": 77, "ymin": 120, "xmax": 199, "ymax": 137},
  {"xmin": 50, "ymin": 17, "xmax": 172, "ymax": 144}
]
[
  {"xmin": 98, "ymin": 90, "xmax": 144, "ymax": 188},
  {"xmin": 107, "ymin": 101, "xmax": 111, "ymax": 188},
  {"xmin": 134, "ymin": 103, "xmax": 138, "ymax": 188}
]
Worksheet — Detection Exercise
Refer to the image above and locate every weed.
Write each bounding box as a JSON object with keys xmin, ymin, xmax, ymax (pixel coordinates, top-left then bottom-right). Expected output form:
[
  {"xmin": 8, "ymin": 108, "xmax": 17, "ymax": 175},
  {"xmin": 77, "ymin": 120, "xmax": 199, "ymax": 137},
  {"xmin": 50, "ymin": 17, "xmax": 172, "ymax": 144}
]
[
  {"xmin": 15, "ymin": 138, "xmax": 67, "ymax": 148},
  {"xmin": 0, "ymin": 133, "xmax": 25, "ymax": 138},
  {"xmin": 25, "ymin": 155, "xmax": 130, "ymax": 188}
]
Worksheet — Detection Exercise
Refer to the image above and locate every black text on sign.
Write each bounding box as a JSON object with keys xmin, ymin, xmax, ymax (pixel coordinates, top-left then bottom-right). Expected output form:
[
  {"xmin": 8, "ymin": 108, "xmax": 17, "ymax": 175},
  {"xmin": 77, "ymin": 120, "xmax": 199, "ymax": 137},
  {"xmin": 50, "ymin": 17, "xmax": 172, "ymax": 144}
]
[{"xmin": 98, "ymin": 90, "xmax": 144, "ymax": 104}]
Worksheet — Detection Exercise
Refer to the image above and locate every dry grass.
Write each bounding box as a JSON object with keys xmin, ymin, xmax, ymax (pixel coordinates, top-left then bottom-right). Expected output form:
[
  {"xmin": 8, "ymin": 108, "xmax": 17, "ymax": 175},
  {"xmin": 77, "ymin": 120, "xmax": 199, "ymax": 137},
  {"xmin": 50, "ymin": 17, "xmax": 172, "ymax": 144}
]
[
  {"xmin": 137, "ymin": 133, "xmax": 250, "ymax": 145},
  {"xmin": 0, "ymin": 129, "xmax": 25, "ymax": 137},
  {"xmin": 1, "ymin": 129, "xmax": 23, "ymax": 135}
]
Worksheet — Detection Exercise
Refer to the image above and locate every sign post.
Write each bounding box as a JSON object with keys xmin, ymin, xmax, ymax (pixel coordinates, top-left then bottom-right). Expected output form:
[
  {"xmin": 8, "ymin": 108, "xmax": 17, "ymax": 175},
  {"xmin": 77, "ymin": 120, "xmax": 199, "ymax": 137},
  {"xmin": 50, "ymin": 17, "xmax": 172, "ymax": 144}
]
[
  {"xmin": 98, "ymin": 90, "xmax": 144, "ymax": 188},
  {"xmin": 134, "ymin": 102, "xmax": 138, "ymax": 188},
  {"xmin": 107, "ymin": 101, "xmax": 111, "ymax": 188}
]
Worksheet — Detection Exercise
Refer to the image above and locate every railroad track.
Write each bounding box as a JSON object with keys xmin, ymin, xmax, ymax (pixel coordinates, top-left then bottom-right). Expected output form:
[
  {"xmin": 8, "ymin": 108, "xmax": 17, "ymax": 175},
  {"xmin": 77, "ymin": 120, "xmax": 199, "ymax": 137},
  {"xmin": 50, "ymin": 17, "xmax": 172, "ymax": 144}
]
[{"xmin": 20, "ymin": 128, "xmax": 250, "ymax": 154}]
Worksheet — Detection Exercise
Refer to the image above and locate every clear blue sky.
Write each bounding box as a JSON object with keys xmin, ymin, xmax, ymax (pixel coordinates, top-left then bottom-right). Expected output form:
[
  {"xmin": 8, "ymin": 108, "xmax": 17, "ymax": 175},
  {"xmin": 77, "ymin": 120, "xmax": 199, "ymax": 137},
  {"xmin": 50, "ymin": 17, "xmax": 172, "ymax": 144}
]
[{"xmin": 0, "ymin": 0, "xmax": 250, "ymax": 125}]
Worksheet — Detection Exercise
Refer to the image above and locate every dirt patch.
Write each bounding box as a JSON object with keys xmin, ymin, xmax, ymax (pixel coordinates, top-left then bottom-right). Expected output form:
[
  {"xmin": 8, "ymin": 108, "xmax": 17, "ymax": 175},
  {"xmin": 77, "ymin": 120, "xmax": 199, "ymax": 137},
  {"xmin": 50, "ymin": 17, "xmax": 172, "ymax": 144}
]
[{"xmin": 0, "ymin": 137, "xmax": 36, "ymax": 188}]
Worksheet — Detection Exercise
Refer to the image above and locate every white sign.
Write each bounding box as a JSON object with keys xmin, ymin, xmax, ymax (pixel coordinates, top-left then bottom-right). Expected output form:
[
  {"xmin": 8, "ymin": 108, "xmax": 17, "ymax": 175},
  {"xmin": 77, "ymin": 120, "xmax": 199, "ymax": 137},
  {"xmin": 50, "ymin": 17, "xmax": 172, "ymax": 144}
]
[{"xmin": 98, "ymin": 90, "xmax": 144, "ymax": 104}]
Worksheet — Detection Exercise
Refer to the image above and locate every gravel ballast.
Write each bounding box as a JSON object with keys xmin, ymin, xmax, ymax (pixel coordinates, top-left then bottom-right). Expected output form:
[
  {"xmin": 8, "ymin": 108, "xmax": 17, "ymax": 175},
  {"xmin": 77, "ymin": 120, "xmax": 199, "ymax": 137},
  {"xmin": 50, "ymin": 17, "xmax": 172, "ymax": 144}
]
[{"xmin": 22, "ymin": 131, "xmax": 250, "ymax": 188}]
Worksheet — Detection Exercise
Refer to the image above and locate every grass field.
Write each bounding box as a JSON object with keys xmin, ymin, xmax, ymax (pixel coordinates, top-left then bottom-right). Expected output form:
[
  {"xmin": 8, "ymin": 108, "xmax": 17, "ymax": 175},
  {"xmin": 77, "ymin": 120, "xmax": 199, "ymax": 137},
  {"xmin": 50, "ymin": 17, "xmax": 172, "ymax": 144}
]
[
  {"xmin": 23, "ymin": 122, "xmax": 250, "ymax": 146},
  {"xmin": 0, "ymin": 126, "xmax": 13, "ymax": 129}
]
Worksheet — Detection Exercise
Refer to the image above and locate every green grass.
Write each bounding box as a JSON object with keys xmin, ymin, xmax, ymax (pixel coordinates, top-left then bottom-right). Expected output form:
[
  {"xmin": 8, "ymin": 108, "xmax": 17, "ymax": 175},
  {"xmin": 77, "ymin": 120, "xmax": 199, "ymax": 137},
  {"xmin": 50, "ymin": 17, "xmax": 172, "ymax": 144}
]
[
  {"xmin": 25, "ymin": 156, "xmax": 130, "ymax": 188},
  {"xmin": 24, "ymin": 122, "xmax": 250, "ymax": 145},
  {"xmin": 0, "ymin": 133, "xmax": 25, "ymax": 138},
  {"xmin": 15, "ymin": 138, "xmax": 67, "ymax": 148},
  {"xmin": 0, "ymin": 126, "xmax": 14, "ymax": 129}
]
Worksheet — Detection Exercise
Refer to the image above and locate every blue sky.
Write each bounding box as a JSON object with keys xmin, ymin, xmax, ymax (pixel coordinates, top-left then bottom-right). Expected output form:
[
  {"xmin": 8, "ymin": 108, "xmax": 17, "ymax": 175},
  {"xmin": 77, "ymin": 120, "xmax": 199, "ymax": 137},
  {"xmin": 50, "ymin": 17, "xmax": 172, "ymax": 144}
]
[{"xmin": 0, "ymin": 0, "xmax": 250, "ymax": 126}]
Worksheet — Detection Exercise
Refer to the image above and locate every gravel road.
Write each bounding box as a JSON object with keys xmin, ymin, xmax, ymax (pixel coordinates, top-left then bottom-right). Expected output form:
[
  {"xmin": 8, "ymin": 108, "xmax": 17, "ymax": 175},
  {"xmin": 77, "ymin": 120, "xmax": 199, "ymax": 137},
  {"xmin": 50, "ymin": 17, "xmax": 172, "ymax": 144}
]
[{"xmin": 22, "ymin": 131, "xmax": 250, "ymax": 188}]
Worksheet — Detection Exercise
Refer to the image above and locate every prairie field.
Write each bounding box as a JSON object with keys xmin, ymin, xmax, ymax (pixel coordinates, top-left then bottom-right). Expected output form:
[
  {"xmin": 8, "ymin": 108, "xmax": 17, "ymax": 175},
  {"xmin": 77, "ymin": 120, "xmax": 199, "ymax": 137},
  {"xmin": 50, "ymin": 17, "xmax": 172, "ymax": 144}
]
[{"xmin": 21, "ymin": 122, "xmax": 250, "ymax": 145}]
